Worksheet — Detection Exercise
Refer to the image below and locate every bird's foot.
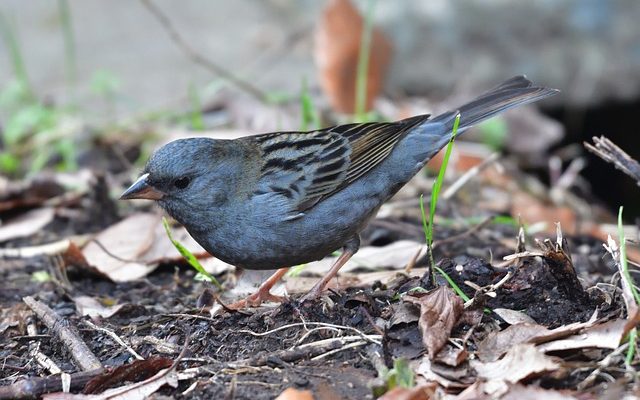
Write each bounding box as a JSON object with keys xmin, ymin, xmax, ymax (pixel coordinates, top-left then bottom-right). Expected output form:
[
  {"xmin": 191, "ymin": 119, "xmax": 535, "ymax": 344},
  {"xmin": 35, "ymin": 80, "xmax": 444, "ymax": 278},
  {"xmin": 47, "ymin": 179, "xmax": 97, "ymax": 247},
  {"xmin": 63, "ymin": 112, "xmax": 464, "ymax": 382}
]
[
  {"xmin": 298, "ymin": 282, "xmax": 325, "ymax": 304},
  {"xmin": 226, "ymin": 290, "xmax": 286, "ymax": 310}
]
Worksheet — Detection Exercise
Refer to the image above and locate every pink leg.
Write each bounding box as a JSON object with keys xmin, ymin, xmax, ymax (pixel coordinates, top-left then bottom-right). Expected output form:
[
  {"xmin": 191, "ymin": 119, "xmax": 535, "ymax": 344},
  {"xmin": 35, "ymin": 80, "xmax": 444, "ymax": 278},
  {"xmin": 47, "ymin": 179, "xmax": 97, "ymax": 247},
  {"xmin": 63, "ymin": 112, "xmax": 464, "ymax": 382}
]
[
  {"xmin": 300, "ymin": 236, "xmax": 360, "ymax": 302},
  {"xmin": 226, "ymin": 267, "xmax": 289, "ymax": 309}
]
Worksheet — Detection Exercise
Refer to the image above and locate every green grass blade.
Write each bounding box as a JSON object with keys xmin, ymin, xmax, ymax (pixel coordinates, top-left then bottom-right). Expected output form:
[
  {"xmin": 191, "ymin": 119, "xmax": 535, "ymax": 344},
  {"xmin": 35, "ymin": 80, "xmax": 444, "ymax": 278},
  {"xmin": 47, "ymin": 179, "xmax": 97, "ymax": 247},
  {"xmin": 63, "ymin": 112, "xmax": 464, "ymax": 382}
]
[
  {"xmin": 626, "ymin": 327, "xmax": 637, "ymax": 367},
  {"xmin": 618, "ymin": 207, "xmax": 640, "ymax": 304},
  {"xmin": 300, "ymin": 77, "xmax": 320, "ymax": 131},
  {"xmin": 434, "ymin": 266, "xmax": 471, "ymax": 302},
  {"xmin": 162, "ymin": 217, "xmax": 222, "ymax": 289},
  {"xmin": 618, "ymin": 207, "xmax": 640, "ymax": 367},
  {"xmin": 354, "ymin": 0, "xmax": 376, "ymax": 122}
]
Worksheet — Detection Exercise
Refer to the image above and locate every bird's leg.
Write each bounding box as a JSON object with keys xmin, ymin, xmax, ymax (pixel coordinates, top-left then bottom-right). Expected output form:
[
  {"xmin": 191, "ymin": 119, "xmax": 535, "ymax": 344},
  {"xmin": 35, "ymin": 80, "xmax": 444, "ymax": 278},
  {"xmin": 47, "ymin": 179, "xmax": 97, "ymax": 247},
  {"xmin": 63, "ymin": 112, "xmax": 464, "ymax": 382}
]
[
  {"xmin": 300, "ymin": 235, "xmax": 361, "ymax": 302},
  {"xmin": 226, "ymin": 267, "xmax": 289, "ymax": 309}
]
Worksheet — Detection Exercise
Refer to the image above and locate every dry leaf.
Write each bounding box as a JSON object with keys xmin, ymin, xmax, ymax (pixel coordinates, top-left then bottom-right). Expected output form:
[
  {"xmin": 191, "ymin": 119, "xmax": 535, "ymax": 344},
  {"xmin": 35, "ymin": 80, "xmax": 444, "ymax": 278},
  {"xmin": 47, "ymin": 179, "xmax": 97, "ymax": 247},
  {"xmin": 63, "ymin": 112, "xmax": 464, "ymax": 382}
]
[
  {"xmin": 43, "ymin": 368, "xmax": 178, "ymax": 399},
  {"xmin": 472, "ymin": 344, "xmax": 560, "ymax": 396},
  {"xmin": 82, "ymin": 213, "xmax": 233, "ymax": 282},
  {"xmin": 492, "ymin": 308, "xmax": 537, "ymax": 325},
  {"xmin": 404, "ymin": 286, "xmax": 464, "ymax": 358},
  {"xmin": 500, "ymin": 384, "xmax": 579, "ymax": 400},
  {"xmin": 275, "ymin": 387, "xmax": 314, "ymax": 400},
  {"xmin": 0, "ymin": 207, "xmax": 55, "ymax": 242},
  {"xmin": 73, "ymin": 296, "xmax": 126, "ymax": 319},
  {"xmin": 315, "ymin": 0, "xmax": 392, "ymax": 113},
  {"xmin": 378, "ymin": 384, "xmax": 437, "ymax": 400},
  {"xmin": 537, "ymin": 318, "xmax": 629, "ymax": 353},
  {"xmin": 477, "ymin": 323, "xmax": 550, "ymax": 362},
  {"xmin": 303, "ymin": 240, "xmax": 423, "ymax": 275},
  {"xmin": 477, "ymin": 314, "xmax": 601, "ymax": 363}
]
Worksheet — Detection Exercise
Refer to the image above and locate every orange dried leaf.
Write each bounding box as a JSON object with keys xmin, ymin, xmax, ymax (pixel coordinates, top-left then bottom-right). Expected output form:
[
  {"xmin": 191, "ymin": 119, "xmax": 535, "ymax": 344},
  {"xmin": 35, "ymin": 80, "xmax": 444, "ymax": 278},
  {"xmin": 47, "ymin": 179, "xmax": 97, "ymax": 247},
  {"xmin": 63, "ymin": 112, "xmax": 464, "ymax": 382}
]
[
  {"xmin": 315, "ymin": 0, "xmax": 392, "ymax": 113},
  {"xmin": 404, "ymin": 286, "xmax": 464, "ymax": 359}
]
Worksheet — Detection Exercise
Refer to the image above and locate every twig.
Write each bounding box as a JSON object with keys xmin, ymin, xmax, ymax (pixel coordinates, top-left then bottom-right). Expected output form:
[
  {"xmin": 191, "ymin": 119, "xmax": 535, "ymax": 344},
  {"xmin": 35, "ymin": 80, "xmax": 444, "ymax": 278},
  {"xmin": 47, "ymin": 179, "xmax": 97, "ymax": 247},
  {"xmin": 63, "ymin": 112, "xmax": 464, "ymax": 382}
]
[
  {"xmin": 442, "ymin": 152, "xmax": 501, "ymax": 199},
  {"xmin": 502, "ymin": 250, "xmax": 544, "ymax": 261},
  {"xmin": 577, "ymin": 342, "xmax": 630, "ymax": 390},
  {"xmin": 139, "ymin": 0, "xmax": 268, "ymax": 103},
  {"xmin": 84, "ymin": 320, "xmax": 144, "ymax": 360},
  {"xmin": 23, "ymin": 296, "xmax": 102, "ymax": 371},
  {"xmin": 585, "ymin": 136, "xmax": 640, "ymax": 186},
  {"xmin": 228, "ymin": 335, "xmax": 380, "ymax": 368},
  {"xmin": 0, "ymin": 239, "xmax": 71, "ymax": 258},
  {"xmin": 26, "ymin": 315, "xmax": 62, "ymax": 375},
  {"xmin": 311, "ymin": 340, "xmax": 368, "ymax": 360},
  {"xmin": 0, "ymin": 368, "xmax": 104, "ymax": 400},
  {"xmin": 238, "ymin": 321, "xmax": 381, "ymax": 346}
]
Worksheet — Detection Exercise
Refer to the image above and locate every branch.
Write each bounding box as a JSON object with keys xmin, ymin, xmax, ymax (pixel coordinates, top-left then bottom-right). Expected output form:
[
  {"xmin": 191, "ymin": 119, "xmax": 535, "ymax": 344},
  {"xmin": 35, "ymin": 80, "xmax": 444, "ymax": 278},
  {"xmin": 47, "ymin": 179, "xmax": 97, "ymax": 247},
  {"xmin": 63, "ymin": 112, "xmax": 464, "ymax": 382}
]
[
  {"xmin": 139, "ymin": 0, "xmax": 268, "ymax": 103},
  {"xmin": 585, "ymin": 136, "xmax": 640, "ymax": 186}
]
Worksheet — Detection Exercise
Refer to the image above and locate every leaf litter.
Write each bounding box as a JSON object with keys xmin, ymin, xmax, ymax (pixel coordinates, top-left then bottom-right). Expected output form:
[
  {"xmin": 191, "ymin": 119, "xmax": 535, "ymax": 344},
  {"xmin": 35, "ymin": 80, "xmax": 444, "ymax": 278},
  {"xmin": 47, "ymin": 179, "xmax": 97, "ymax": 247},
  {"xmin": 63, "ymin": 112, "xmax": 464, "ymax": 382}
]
[{"xmin": 1, "ymin": 3, "xmax": 639, "ymax": 399}]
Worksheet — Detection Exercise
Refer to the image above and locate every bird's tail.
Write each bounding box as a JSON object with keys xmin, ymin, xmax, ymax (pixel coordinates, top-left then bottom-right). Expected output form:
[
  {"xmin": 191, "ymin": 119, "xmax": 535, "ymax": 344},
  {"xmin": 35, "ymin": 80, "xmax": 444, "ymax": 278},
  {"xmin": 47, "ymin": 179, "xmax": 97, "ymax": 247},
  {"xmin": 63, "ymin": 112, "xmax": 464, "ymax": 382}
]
[{"xmin": 430, "ymin": 75, "xmax": 558, "ymax": 133}]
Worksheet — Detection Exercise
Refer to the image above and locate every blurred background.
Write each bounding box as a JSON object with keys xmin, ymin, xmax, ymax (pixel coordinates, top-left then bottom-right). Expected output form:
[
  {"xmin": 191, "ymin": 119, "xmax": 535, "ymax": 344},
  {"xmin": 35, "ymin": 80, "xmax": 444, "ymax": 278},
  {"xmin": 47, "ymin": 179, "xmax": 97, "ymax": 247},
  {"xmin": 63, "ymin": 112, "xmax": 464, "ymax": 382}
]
[{"xmin": 1, "ymin": 0, "xmax": 639, "ymax": 217}]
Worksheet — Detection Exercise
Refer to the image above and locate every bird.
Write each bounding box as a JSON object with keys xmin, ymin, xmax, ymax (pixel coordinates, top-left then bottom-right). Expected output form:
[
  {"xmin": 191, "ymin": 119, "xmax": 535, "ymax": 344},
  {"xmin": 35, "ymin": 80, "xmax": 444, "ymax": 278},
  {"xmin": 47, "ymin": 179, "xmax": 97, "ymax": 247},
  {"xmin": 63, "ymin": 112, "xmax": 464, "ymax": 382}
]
[{"xmin": 120, "ymin": 76, "xmax": 558, "ymax": 308}]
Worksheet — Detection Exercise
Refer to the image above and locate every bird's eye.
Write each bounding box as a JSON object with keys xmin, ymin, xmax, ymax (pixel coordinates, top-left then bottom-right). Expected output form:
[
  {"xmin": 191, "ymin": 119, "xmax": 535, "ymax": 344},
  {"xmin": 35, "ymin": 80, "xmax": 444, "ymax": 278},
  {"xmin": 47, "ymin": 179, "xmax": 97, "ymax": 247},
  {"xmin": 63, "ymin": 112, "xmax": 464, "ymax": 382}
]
[{"xmin": 173, "ymin": 177, "xmax": 190, "ymax": 189}]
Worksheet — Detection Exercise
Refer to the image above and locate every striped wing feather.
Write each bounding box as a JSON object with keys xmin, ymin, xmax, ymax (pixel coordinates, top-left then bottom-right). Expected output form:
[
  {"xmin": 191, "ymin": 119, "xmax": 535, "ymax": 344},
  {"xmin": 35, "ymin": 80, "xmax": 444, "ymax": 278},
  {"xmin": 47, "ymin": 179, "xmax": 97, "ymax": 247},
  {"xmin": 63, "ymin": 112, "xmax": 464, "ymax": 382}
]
[{"xmin": 250, "ymin": 115, "xmax": 430, "ymax": 218}]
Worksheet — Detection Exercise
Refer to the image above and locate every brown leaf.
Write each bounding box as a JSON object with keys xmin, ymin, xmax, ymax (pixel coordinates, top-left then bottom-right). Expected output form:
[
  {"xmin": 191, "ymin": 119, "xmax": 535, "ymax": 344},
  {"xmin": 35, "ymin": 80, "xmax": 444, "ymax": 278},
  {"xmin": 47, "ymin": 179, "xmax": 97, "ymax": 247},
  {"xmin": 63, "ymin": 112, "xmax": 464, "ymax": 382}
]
[
  {"xmin": 0, "ymin": 207, "xmax": 55, "ymax": 242},
  {"xmin": 314, "ymin": 0, "xmax": 392, "ymax": 113},
  {"xmin": 378, "ymin": 384, "xmax": 437, "ymax": 400},
  {"xmin": 82, "ymin": 213, "xmax": 233, "ymax": 282},
  {"xmin": 477, "ymin": 323, "xmax": 549, "ymax": 362},
  {"xmin": 471, "ymin": 344, "xmax": 560, "ymax": 396},
  {"xmin": 275, "ymin": 388, "xmax": 314, "ymax": 400},
  {"xmin": 83, "ymin": 357, "xmax": 173, "ymax": 394},
  {"xmin": 500, "ymin": 384, "xmax": 579, "ymax": 400},
  {"xmin": 404, "ymin": 286, "xmax": 464, "ymax": 358},
  {"xmin": 73, "ymin": 296, "xmax": 127, "ymax": 319}
]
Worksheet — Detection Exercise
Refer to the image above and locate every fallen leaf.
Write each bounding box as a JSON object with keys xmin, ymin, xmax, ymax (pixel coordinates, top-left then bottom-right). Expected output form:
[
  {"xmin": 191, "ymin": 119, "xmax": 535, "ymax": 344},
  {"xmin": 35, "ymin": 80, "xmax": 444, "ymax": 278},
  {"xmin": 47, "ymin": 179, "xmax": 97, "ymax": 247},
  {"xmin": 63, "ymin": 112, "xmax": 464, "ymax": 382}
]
[
  {"xmin": 0, "ymin": 207, "xmax": 55, "ymax": 242},
  {"xmin": 275, "ymin": 387, "xmax": 314, "ymax": 400},
  {"xmin": 303, "ymin": 240, "xmax": 423, "ymax": 275},
  {"xmin": 43, "ymin": 367, "xmax": 178, "ymax": 399},
  {"xmin": 500, "ymin": 383, "xmax": 579, "ymax": 400},
  {"xmin": 378, "ymin": 384, "xmax": 437, "ymax": 400},
  {"xmin": 82, "ymin": 213, "xmax": 233, "ymax": 282},
  {"xmin": 83, "ymin": 357, "xmax": 173, "ymax": 394},
  {"xmin": 404, "ymin": 286, "xmax": 464, "ymax": 358},
  {"xmin": 314, "ymin": 0, "xmax": 392, "ymax": 113},
  {"xmin": 415, "ymin": 357, "xmax": 471, "ymax": 390},
  {"xmin": 537, "ymin": 318, "xmax": 628, "ymax": 353},
  {"xmin": 434, "ymin": 343, "xmax": 468, "ymax": 367},
  {"xmin": 73, "ymin": 296, "xmax": 126, "ymax": 319},
  {"xmin": 477, "ymin": 323, "xmax": 549, "ymax": 362},
  {"xmin": 471, "ymin": 344, "xmax": 560, "ymax": 396},
  {"xmin": 492, "ymin": 308, "xmax": 537, "ymax": 325},
  {"xmin": 477, "ymin": 315, "xmax": 599, "ymax": 362}
]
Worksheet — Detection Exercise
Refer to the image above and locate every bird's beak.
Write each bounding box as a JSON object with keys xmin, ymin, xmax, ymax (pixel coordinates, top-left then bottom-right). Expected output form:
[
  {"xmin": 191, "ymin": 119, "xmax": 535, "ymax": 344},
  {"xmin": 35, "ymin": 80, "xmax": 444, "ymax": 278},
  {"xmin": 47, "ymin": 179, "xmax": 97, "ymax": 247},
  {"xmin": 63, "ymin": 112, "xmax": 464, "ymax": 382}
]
[{"xmin": 120, "ymin": 173, "xmax": 165, "ymax": 200}]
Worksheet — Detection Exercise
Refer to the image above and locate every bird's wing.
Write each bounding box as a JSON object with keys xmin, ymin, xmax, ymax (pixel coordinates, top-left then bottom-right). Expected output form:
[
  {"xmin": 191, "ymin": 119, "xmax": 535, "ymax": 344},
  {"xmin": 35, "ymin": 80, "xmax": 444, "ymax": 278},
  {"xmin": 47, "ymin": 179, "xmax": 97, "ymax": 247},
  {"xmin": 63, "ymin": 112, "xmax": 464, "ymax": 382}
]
[{"xmin": 250, "ymin": 114, "xmax": 430, "ymax": 219}]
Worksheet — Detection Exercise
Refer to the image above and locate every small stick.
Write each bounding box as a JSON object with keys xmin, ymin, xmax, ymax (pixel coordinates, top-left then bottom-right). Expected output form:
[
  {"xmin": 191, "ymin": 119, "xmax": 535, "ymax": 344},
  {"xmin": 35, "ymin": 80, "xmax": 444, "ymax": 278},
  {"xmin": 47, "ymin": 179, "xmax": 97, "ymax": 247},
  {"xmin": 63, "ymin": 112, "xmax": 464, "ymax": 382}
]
[
  {"xmin": 84, "ymin": 320, "xmax": 144, "ymax": 361},
  {"xmin": 228, "ymin": 335, "xmax": 380, "ymax": 368},
  {"xmin": 0, "ymin": 370, "xmax": 103, "ymax": 400},
  {"xmin": 23, "ymin": 296, "xmax": 102, "ymax": 372},
  {"xmin": 585, "ymin": 136, "xmax": 640, "ymax": 186},
  {"xmin": 26, "ymin": 315, "xmax": 62, "ymax": 375},
  {"xmin": 443, "ymin": 152, "xmax": 501, "ymax": 199},
  {"xmin": 139, "ymin": 0, "xmax": 268, "ymax": 103},
  {"xmin": 0, "ymin": 239, "xmax": 71, "ymax": 258}
]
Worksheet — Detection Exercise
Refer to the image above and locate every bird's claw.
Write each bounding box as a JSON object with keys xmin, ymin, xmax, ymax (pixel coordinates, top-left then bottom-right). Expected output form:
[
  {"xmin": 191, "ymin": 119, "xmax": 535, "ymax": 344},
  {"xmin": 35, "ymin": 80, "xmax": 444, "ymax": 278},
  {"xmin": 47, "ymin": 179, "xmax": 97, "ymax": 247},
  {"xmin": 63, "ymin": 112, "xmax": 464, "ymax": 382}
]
[{"xmin": 226, "ymin": 290, "xmax": 286, "ymax": 310}]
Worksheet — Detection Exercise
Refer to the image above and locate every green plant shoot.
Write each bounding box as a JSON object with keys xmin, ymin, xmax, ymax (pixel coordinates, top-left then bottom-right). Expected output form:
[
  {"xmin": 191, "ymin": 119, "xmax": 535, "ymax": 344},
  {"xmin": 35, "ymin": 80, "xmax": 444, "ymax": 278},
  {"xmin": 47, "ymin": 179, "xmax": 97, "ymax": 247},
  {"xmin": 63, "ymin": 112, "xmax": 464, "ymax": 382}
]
[
  {"xmin": 618, "ymin": 207, "xmax": 639, "ymax": 366},
  {"xmin": 162, "ymin": 217, "xmax": 222, "ymax": 289},
  {"xmin": 354, "ymin": 0, "xmax": 376, "ymax": 122}
]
